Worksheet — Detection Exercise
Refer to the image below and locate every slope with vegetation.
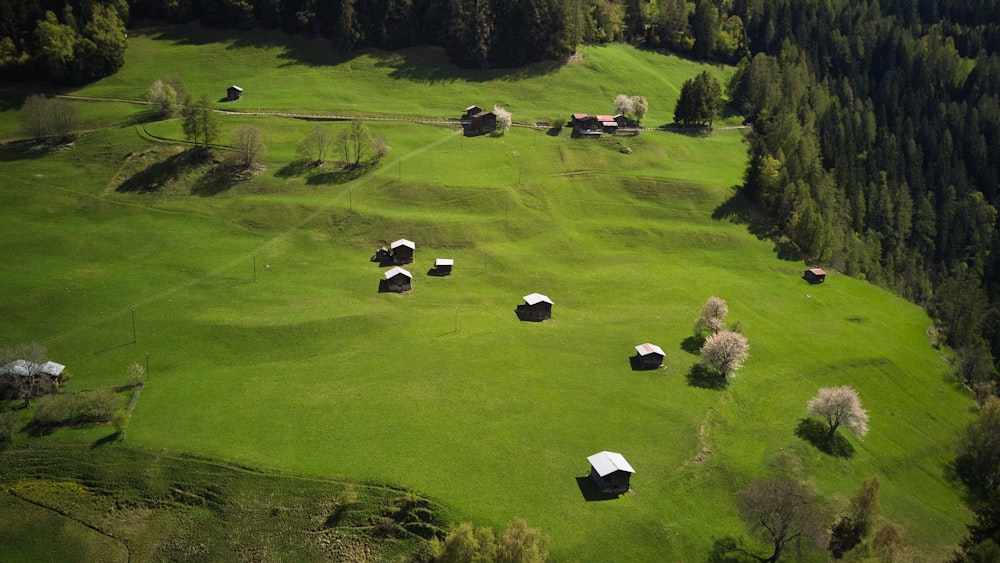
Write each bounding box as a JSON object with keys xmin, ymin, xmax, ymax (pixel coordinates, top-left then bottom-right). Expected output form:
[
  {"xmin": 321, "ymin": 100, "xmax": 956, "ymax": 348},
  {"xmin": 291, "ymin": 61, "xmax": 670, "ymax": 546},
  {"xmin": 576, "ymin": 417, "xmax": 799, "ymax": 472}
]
[{"xmin": 0, "ymin": 24, "xmax": 983, "ymax": 562}]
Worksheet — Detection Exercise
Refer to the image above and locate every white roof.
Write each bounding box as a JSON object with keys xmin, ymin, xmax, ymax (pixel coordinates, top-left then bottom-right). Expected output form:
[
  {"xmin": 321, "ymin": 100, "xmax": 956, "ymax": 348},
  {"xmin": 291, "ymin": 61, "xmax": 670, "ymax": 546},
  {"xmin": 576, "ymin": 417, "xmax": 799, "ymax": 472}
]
[
  {"xmin": 587, "ymin": 451, "xmax": 635, "ymax": 476},
  {"xmin": 384, "ymin": 266, "xmax": 412, "ymax": 279},
  {"xmin": 39, "ymin": 361, "xmax": 65, "ymax": 376},
  {"xmin": 523, "ymin": 293, "xmax": 553, "ymax": 305},
  {"xmin": 1, "ymin": 359, "xmax": 41, "ymax": 377},
  {"xmin": 391, "ymin": 239, "xmax": 415, "ymax": 250},
  {"xmin": 436, "ymin": 258, "xmax": 454, "ymax": 266},
  {"xmin": 635, "ymin": 343, "xmax": 665, "ymax": 357},
  {"xmin": 230, "ymin": 85, "xmax": 243, "ymax": 91}
]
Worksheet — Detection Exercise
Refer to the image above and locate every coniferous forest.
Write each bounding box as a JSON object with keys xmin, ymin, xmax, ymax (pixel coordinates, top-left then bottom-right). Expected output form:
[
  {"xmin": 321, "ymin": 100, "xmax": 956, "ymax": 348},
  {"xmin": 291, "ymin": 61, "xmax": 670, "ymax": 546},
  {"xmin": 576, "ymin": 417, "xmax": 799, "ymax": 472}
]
[{"xmin": 2, "ymin": 0, "xmax": 1000, "ymax": 555}]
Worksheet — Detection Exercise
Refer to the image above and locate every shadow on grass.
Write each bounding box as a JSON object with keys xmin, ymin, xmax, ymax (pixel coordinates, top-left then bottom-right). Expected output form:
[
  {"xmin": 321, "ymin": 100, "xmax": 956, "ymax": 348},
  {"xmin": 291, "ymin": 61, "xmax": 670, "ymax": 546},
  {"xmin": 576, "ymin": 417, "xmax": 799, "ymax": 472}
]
[
  {"xmin": 574, "ymin": 477, "xmax": 619, "ymax": 502},
  {"xmin": 275, "ymin": 159, "xmax": 315, "ymax": 178},
  {"xmin": 687, "ymin": 363, "xmax": 728, "ymax": 390},
  {"xmin": 191, "ymin": 162, "xmax": 241, "ymax": 196},
  {"xmin": 91, "ymin": 431, "xmax": 120, "ymax": 449},
  {"xmin": 305, "ymin": 166, "xmax": 367, "ymax": 185},
  {"xmin": 681, "ymin": 335, "xmax": 704, "ymax": 354},
  {"xmin": 0, "ymin": 140, "xmax": 70, "ymax": 162},
  {"xmin": 795, "ymin": 418, "xmax": 855, "ymax": 458},
  {"xmin": 712, "ymin": 188, "xmax": 802, "ymax": 262},
  {"xmin": 117, "ymin": 148, "xmax": 209, "ymax": 193},
  {"xmin": 708, "ymin": 536, "xmax": 761, "ymax": 562}
]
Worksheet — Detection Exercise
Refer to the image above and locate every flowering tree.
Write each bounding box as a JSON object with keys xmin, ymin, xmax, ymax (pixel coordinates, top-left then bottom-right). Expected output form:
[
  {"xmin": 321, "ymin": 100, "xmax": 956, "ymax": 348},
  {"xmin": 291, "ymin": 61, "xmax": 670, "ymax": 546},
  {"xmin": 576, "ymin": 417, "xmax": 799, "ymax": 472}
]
[
  {"xmin": 631, "ymin": 95, "xmax": 648, "ymax": 121},
  {"xmin": 694, "ymin": 296, "xmax": 728, "ymax": 336},
  {"xmin": 494, "ymin": 105, "xmax": 512, "ymax": 135},
  {"xmin": 700, "ymin": 330, "xmax": 749, "ymax": 378},
  {"xmin": 807, "ymin": 386, "xmax": 870, "ymax": 439},
  {"xmin": 613, "ymin": 94, "xmax": 634, "ymax": 116}
]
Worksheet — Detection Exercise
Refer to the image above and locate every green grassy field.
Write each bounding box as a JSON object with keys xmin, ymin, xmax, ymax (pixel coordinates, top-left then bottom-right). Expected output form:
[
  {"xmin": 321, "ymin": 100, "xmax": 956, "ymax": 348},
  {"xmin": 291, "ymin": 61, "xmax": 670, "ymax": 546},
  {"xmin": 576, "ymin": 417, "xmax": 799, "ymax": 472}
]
[{"xmin": 0, "ymin": 24, "xmax": 977, "ymax": 562}]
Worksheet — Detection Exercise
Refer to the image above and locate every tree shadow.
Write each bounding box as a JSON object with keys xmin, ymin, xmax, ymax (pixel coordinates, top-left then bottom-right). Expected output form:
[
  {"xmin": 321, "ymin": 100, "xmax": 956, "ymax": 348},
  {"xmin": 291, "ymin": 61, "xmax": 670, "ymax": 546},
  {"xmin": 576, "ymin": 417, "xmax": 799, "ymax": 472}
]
[
  {"xmin": 190, "ymin": 162, "xmax": 240, "ymax": 196},
  {"xmin": 686, "ymin": 363, "xmax": 728, "ymax": 390},
  {"xmin": 91, "ymin": 431, "xmax": 120, "ymax": 449},
  {"xmin": 708, "ymin": 536, "xmax": 762, "ymax": 562},
  {"xmin": 574, "ymin": 477, "xmax": 618, "ymax": 502},
  {"xmin": 0, "ymin": 140, "xmax": 69, "ymax": 162},
  {"xmin": 305, "ymin": 166, "xmax": 367, "ymax": 185},
  {"xmin": 795, "ymin": 418, "xmax": 855, "ymax": 458},
  {"xmin": 116, "ymin": 148, "xmax": 209, "ymax": 193},
  {"xmin": 681, "ymin": 335, "xmax": 704, "ymax": 354},
  {"xmin": 275, "ymin": 159, "xmax": 315, "ymax": 178}
]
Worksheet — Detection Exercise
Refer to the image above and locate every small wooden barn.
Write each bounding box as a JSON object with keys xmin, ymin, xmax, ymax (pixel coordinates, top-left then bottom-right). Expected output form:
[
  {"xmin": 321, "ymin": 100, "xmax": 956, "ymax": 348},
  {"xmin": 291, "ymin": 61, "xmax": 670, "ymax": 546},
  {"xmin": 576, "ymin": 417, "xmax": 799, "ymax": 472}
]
[
  {"xmin": 384, "ymin": 266, "xmax": 413, "ymax": 292},
  {"xmin": 435, "ymin": 258, "xmax": 454, "ymax": 275},
  {"xmin": 804, "ymin": 268, "xmax": 827, "ymax": 284},
  {"xmin": 587, "ymin": 451, "xmax": 635, "ymax": 495},
  {"xmin": 227, "ymin": 85, "xmax": 243, "ymax": 101},
  {"xmin": 634, "ymin": 343, "xmax": 665, "ymax": 369},
  {"xmin": 0, "ymin": 359, "xmax": 64, "ymax": 397},
  {"xmin": 570, "ymin": 113, "xmax": 601, "ymax": 137},
  {"xmin": 469, "ymin": 111, "xmax": 497, "ymax": 134},
  {"xmin": 464, "ymin": 105, "xmax": 483, "ymax": 118},
  {"xmin": 518, "ymin": 293, "xmax": 553, "ymax": 321},
  {"xmin": 390, "ymin": 239, "xmax": 415, "ymax": 264},
  {"xmin": 596, "ymin": 114, "xmax": 619, "ymax": 134}
]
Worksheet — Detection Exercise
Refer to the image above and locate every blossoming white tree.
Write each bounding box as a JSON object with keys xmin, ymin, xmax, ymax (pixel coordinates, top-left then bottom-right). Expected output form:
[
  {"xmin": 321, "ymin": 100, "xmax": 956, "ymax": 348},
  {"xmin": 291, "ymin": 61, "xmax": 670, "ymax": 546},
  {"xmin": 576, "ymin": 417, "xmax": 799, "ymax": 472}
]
[
  {"xmin": 694, "ymin": 296, "xmax": 729, "ymax": 336},
  {"xmin": 700, "ymin": 330, "xmax": 749, "ymax": 378},
  {"xmin": 807, "ymin": 386, "xmax": 869, "ymax": 439},
  {"xmin": 494, "ymin": 105, "xmax": 512, "ymax": 135}
]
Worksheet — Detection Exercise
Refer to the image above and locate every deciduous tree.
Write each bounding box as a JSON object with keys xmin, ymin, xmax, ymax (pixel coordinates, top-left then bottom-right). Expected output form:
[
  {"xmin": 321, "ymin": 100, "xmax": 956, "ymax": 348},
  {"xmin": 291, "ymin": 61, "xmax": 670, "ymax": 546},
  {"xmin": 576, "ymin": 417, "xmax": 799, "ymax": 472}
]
[
  {"xmin": 494, "ymin": 105, "xmax": 512, "ymax": 135},
  {"xmin": 738, "ymin": 477, "xmax": 826, "ymax": 563},
  {"xmin": 147, "ymin": 79, "xmax": 178, "ymax": 117},
  {"xmin": 20, "ymin": 94, "xmax": 78, "ymax": 142},
  {"xmin": 694, "ymin": 296, "xmax": 728, "ymax": 336},
  {"xmin": 298, "ymin": 125, "xmax": 334, "ymax": 165},
  {"xmin": 700, "ymin": 330, "xmax": 748, "ymax": 378},
  {"xmin": 807, "ymin": 386, "xmax": 869, "ymax": 440},
  {"xmin": 233, "ymin": 124, "xmax": 265, "ymax": 169}
]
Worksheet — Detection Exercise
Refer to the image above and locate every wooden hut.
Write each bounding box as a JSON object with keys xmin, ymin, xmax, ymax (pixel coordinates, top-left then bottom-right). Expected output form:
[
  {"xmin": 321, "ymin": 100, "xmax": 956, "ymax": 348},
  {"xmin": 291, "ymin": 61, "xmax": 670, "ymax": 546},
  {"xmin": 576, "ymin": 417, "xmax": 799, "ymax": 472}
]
[
  {"xmin": 469, "ymin": 111, "xmax": 497, "ymax": 134},
  {"xmin": 464, "ymin": 105, "xmax": 483, "ymax": 119},
  {"xmin": 227, "ymin": 85, "xmax": 243, "ymax": 101},
  {"xmin": 435, "ymin": 258, "xmax": 454, "ymax": 275},
  {"xmin": 804, "ymin": 268, "xmax": 827, "ymax": 284},
  {"xmin": 634, "ymin": 343, "xmax": 665, "ymax": 370},
  {"xmin": 384, "ymin": 266, "xmax": 413, "ymax": 293},
  {"xmin": 587, "ymin": 451, "xmax": 635, "ymax": 495},
  {"xmin": 570, "ymin": 113, "xmax": 601, "ymax": 137},
  {"xmin": 390, "ymin": 239, "xmax": 415, "ymax": 264},
  {"xmin": 518, "ymin": 293, "xmax": 553, "ymax": 321},
  {"xmin": 596, "ymin": 114, "xmax": 619, "ymax": 134}
]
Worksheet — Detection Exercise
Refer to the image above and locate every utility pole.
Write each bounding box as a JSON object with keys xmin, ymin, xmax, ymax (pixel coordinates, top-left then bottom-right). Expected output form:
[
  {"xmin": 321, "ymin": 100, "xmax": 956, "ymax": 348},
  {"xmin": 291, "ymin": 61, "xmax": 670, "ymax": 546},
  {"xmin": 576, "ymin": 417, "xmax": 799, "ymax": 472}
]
[{"xmin": 130, "ymin": 306, "xmax": 136, "ymax": 344}]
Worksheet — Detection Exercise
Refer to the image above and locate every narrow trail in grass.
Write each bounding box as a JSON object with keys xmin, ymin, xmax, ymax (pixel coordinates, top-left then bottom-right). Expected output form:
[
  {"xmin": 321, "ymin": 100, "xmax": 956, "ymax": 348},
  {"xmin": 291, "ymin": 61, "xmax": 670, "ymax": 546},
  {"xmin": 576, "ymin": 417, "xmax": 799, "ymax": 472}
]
[
  {"xmin": 41, "ymin": 128, "xmax": 460, "ymax": 346},
  {"xmin": 5, "ymin": 490, "xmax": 132, "ymax": 562}
]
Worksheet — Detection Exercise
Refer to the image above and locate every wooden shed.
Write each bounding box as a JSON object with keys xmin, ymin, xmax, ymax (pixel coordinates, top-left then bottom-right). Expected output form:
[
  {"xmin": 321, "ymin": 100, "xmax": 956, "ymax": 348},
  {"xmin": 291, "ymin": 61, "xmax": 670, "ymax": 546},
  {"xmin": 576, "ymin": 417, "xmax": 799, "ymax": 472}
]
[
  {"xmin": 464, "ymin": 105, "xmax": 483, "ymax": 118},
  {"xmin": 517, "ymin": 293, "xmax": 553, "ymax": 321},
  {"xmin": 804, "ymin": 268, "xmax": 827, "ymax": 284},
  {"xmin": 587, "ymin": 451, "xmax": 635, "ymax": 495},
  {"xmin": 227, "ymin": 85, "xmax": 243, "ymax": 101},
  {"xmin": 570, "ymin": 113, "xmax": 601, "ymax": 137},
  {"xmin": 596, "ymin": 114, "xmax": 619, "ymax": 134},
  {"xmin": 634, "ymin": 343, "xmax": 665, "ymax": 370},
  {"xmin": 435, "ymin": 258, "xmax": 454, "ymax": 276},
  {"xmin": 469, "ymin": 111, "xmax": 497, "ymax": 134},
  {"xmin": 384, "ymin": 266, "xmax": 413, "ymax": 292},
  {"xmin": 390, "ymin": 239, "xmax": 415, "ymax": 264}
]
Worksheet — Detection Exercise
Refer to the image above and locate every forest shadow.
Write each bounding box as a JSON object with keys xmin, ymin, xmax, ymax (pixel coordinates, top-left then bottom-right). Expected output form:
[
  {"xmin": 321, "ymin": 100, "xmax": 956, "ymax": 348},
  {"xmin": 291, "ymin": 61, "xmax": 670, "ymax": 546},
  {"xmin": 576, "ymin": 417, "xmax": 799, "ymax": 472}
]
[
  {"xmin": 146, "ymin": 24, "xmax": 353, "ymax": 68},
  {"xmin": 707, "ymin": 536, "xmax": 760, "ymax": 562},
  {"xmin": 686, "ymin": 364, "xmax": 728, "ymax": 390},
  {"xmin": 377, "ymin": 46, "xmax": 568, "ymax": 85},
  {"xmin": 795, "ymin": 418, "xmax": 855, "ymax": 458},
  {"xmin": 712, "ymin": 187, "xmax": 802, "ymax": 261}
]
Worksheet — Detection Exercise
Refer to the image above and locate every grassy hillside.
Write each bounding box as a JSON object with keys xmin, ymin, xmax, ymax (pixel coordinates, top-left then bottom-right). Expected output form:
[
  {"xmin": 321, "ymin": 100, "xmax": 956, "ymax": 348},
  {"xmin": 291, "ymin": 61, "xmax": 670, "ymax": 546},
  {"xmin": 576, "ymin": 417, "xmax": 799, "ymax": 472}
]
[{"xmin": 0, "ymin": 25, "xmax": 975, "ymax": 562}]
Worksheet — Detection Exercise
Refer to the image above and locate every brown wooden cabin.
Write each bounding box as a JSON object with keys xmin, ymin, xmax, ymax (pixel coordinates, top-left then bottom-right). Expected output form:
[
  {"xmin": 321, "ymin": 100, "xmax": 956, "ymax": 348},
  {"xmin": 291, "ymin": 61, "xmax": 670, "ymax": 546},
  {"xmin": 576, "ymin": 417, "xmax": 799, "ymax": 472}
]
[
  {"xmin": 384, "ymin": 266, "xmax": 413, "ymax": 292},
  {"xmin": 517, "ymin": 292, "xmax": 553, "ymax": 321},
  {"xmin": 227, "ymin": 85, "xmax": 243, "ymax": 101},
  {"xmin": 570, "ymin": 113, "xmax": 601, "ymax": 138},
  {"xmin": 596, "ymin": 114, "xmax": 619, "ymax": 134},
  {"xmin": 435, "ymin": 258, "xmax": 454, "ymax": 275},
  {"xmin": 804, "ymin": 268, "xmax": 827, "ymax": 284},
  {"xmin": 0, "ymin": 359, "xmax": 64, "ymax": 398},
  {"xmin": 587, "ymin": 451, "xmax": 635, "ymax": 495},
  {"xmin": 390, "ymin": 239, "xmax": 415, "ymax": 264},
  {"xmin": 634, "ymin": 343, "xmax": 665, "ymax": 370},
  {"xmin": 464, "ymin": 105, "xmax": 483, "ymax": 118},
  {"xmin": 469, "ymin": 111, "xmax": 497, "ymax": 134}
]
